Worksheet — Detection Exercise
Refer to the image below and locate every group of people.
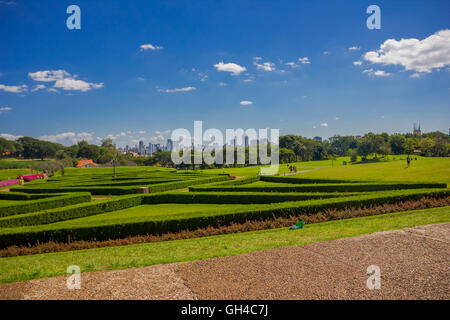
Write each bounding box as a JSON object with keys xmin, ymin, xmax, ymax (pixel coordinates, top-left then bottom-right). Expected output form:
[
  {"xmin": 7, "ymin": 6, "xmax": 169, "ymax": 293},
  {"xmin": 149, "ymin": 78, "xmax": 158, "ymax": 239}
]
[
  {"xmin": 406, "ymin": 156, "xmax": 418, "ymax": 168},
  {"xmin": 287, "ymin": 164, "xmax": 297, "ymax": 173}
]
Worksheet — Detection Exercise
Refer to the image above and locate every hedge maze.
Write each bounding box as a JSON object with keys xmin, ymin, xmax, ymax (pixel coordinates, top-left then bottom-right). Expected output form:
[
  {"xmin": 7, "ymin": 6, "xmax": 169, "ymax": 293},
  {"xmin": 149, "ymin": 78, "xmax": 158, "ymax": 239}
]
[{"xmin": 0, "ymin": 168, "xmax": 448, "ymax": 249}]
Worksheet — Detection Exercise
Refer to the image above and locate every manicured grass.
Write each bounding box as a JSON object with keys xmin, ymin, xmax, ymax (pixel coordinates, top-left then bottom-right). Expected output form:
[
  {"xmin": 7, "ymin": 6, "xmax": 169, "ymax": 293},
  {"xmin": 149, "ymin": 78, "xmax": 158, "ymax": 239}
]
[
  {"xmin": 54, "ymin": 203, "xmax": 250, "ymax": 226},
  {"xmin": 0, "ymin": 205, "xmax": 448, "ymax": 284},
  {"xmin": 189, "ymin": 157, "xmax": 450, "ymax": 183},
  {"xmin": 299, "ymin": 157, "xmax": 450, "ymax": 184}
]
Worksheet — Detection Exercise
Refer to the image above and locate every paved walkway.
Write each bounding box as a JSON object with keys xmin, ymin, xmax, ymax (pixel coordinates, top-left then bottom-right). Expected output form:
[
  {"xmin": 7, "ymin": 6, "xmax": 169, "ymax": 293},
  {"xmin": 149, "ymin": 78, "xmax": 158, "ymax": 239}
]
[{"xmin": 1, "ymin": 223, "xmax": 449, "ymax": 300}]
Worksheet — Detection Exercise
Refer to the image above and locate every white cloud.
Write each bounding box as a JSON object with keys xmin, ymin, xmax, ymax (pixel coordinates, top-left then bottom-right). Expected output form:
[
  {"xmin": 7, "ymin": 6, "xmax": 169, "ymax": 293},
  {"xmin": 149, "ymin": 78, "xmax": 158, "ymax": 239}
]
[
  {"xmin": 28, "ymin": 70, "xmax": 103, "ymax": 92},
  {"xmin": 323, "ymin": 51, "xmax": 330, "ymax": 55},
  {"xmin": 320, "ymin": 123, "xmax": 328, "ymax": 127},
  {"xmin": 353, "ymin": 61, "xmax": 363, "ymax": 66},
  {"xmin": 214, "ymin": 62, "xmax": 247, "ymax": 75},
  {"xmin": 218, "ymin": 82, "xmax": 227, "ymax": 86},
  {"xmin": 254, "ymin": 61, "xmax": 276, "ymax": 71},
  {"xmin": 349, "ymin": 46, "xmax": 361, "ymax": 51},
  {"xmin": 0, "ymin": 1, "xmax": 16, "ymax": 5},
  {"xmin": 39, "ymin": 132, "xmax": 93, "ymax": 144},
  {"xmin": 47, "ymin": 88, "xmax": 59, "ymax": 93},
  {"xmin": 335, "ymin": 117, "xmax": 340, "ymax": 120},
  {"xmin": 0, "ymin": 84, "xmax": 27, "ymax": 93},
  {"xmin": 243, "ymin": 79, "xmax": 254, "ymax": 83},
  {"xmin": 0, "ymin": 107, "xmax": 12, "ymax": 114},
  {"xmin": 158, "ymin": 86, "xmax": 196, "ymax": 93},
  {"xmin": 199, "ymin": 73, "xmax": 208, "ymax": 82},
  {"xmin": 53, "ymin": 78, "xmax": 104, "ymax": 92},
  {"xmin": 31, "ymin": 84, "xmax": 46, "ymax": 92},
  {"xmin": 253, "ymin": 57, "xmax": 262, "ymax": 61},
  {"xmin": 363, "ymin": 69, "xmax": 392, "ymax": 77},
  {"xmin": 136, "ymin": 77, "xmax": 145, "ymax": 81},
  {"xmin": 285, "ymin": 62, "xmax": 300, "ymax": 68},
  {"xmin": 28, "ymin": 70, "xmax": 71, "ymax": 82},
  {"xmin": 363, "ymin": 29, "xmax": 450, "ymax": 73},
  {"xmin": 240, "ymin": 100, "xmax": 253, "ymax": 106},
  {"xmin": 298, "ymin": 57, "xmax": 310, "ymax": 64},
  {"xmin": 140, "ymin": 44, "xmax": 163, "ymax": 51},
  {"xmin": 0, "ymin": 133, "xmax": 22, "ymax": 140},
  {"xmin": 410, "ymin": 73, "xmax": 421, "ymax": 79}
]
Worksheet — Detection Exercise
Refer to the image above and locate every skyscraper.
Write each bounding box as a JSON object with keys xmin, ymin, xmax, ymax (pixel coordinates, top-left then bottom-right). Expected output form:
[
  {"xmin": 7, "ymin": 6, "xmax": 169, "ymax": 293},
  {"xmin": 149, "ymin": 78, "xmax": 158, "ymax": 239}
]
[{"xmin": 166, "ymin": 139, "xmax": 174, "ymax": 152}]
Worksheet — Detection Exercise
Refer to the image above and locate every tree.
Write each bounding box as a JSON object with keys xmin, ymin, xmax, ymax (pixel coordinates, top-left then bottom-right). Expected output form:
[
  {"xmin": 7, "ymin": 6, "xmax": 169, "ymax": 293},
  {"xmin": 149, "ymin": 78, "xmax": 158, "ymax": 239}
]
[
  {"xmin": 279, "ymin": 148, "xmax": 296, "ymax": 163},
  {"xmin": 389, "ymin": 134, "xmax": 406, "ymax": 155}
]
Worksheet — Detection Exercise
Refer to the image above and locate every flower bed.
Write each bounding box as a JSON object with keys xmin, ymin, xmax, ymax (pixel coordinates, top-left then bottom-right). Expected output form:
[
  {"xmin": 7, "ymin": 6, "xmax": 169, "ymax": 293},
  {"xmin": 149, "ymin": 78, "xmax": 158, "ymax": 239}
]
[{"xmin": 0, "ymin": 180, "xmax": 19, "ymax": 188}]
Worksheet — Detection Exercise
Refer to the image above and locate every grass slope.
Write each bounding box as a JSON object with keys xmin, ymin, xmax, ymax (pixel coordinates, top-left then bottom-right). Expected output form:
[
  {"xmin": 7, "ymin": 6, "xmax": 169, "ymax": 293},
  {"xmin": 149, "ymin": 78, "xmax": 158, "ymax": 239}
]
[{"xmin": 0, "ymin": 205, "xmax": 448, "ymax": 284}]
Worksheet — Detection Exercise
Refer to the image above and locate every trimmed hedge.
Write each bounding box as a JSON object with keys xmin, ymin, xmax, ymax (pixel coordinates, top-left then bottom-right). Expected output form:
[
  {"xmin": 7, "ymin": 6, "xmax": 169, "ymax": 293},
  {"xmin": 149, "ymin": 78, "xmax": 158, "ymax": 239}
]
[
  {"xmin": 143, "ymin": 192, "xmax": 349, "ymax": 205},
  {"xmin": 146, "ymin": 175, "xmax": 229, "ymax": 193},
  {"xmin": 0, "ymin": 189, "xmax": 448, "ymax": 247},
  {"xmin": 207, "ymin": 175, "xmax": 260, "ymax": 187},
  {"xmin": 0, "ymin": 192, "xmax": 33, "ymax": 201},
  {"xmin": 11, "ymin": 175, "xmax": 230, "ymax": 195},
  {"xmin": 0, "ymin": 192, "xmax": 92, "ymax": 218},
  {"xmin": 0, "ymin": 192, "xmax": 57, "ymax": 201},
  {"xmin": 260, "ymin": 176, "xmax": 360, "ymax": 184},
  {"xmin": 0, "ymin": 195, "xmax": 143, "ymax": 228},
  {"xmin": 189, "ymin": 182, "xmax": 447, "ymax": 193}
]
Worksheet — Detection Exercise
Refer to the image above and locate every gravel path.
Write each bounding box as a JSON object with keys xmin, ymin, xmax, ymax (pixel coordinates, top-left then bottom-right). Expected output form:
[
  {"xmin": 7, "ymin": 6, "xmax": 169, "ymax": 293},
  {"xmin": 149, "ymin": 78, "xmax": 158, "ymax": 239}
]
[{"xmin": 1, "ymin": 223, "xmax": 449, "ymax": 300}]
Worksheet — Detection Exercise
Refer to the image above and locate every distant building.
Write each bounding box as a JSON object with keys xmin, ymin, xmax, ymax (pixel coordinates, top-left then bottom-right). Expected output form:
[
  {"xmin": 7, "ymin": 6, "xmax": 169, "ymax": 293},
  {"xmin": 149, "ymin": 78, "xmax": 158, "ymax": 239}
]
[
  {"xmin": 166, "ymin": 139, "xmax": 173, "ymax": 152},
  {"xmin": 76, "ymin": 159, "xmax": 98, "ymax": 168},
  {"xmin": 413, "ymin": 123, "xmax": 422, "ymax": 137},
  {"xmin": 313, "ymin": 136, "xmax": 322, "ymax": 142}
]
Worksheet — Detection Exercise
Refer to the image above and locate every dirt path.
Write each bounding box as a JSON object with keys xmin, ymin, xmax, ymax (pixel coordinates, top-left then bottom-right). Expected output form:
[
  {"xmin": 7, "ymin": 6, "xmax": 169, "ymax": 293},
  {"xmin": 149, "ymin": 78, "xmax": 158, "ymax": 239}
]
[
  {"xmin": 279, "ymin": 166, "xmax": 327, "ymax": 177},
  {"xmin": 1, "ymin": 223, "xmax": 449, "ymax": 300}
]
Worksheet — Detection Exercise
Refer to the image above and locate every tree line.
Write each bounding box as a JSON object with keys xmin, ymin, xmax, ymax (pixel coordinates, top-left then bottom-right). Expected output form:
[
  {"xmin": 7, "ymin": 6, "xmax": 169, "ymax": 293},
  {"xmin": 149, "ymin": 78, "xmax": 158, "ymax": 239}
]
[{"xmin": 0, "ymin": 130, "xmax": 449, "ymax": 168}]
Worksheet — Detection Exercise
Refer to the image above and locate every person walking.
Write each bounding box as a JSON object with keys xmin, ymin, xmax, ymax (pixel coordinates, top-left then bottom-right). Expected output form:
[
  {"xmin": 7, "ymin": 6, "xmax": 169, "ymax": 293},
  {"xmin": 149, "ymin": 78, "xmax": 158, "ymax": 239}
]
[{"xmin": 407, "ymin": 155, "xmax": 411, "ymax": 168}]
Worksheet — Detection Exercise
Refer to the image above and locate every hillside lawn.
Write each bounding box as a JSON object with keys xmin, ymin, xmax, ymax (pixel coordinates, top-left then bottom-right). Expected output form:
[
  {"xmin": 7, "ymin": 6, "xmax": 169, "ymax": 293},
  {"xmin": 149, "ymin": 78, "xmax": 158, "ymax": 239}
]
[
  {"xmin": 193, "ymin": 156, "xmax": 450, "ymax": 184},
  {"xmin": 0, "ymin": 205, "xmax": 448, "ymax": 284}
]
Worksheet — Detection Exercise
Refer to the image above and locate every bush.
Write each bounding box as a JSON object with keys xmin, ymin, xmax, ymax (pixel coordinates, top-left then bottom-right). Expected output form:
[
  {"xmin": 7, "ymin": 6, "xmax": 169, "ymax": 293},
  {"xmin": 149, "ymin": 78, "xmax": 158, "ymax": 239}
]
[
  {"xmin": 0, "ymin": 195, "xmax": 143, "ymax": 228},
  {"xmin": 189, "ymin": 182, "xmax": 447, "ymax": 193},
  {"xmin": 0, "ymin": 192, "xmax": 92, "ymax": 217}
]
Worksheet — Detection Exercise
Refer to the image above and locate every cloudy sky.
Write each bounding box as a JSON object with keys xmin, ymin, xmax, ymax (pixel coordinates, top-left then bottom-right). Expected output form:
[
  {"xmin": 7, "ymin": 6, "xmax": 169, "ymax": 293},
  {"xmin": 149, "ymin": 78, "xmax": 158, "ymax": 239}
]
[{"xmin": 0, "ymin": 0, "xmax": 449, "ymax": 147}]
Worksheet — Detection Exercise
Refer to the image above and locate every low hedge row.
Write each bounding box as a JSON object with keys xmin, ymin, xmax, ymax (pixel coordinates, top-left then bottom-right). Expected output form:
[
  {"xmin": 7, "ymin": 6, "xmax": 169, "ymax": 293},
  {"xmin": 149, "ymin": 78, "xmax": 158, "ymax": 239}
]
[
  {"xmin": 11, "ymin": 175, "xmax": 230, "ymax": 195},
  {"xmin": 0, "ymin": 191, "xmax": 350, "ymax": 228},
  {"xmin": 260, "ymin": 176, "xmax": 360, "ymax": 184},
  {"xmin": 207, "ymin": 175, "xmax": 260, "ymax": 187},
  {"xmin": 10, "ymin": 186, "xmax": 136, "ymax": 195},
  {"xmin": 188, "ymin": 182, "xmax": 447, "ymax": 193},
  {"xmin": 0, "ymin": 189, "xmax": 448, "ymax": 247},
  {"xmin": 0, "ymin": 193, "xmax": 92, "ymax": 218},
  {"xmin": 143, "ymin": 192, "xmax": 348, "ymax": 205},
  {"xmin": 0, "ymin": 195, "xmax": 143, "ymax": 228},
  {"xmin": 146, "ymin": 175, "xmax": 229, "ymax": 193},
  {"xmin": 0, "ymin": 192, "xmax": 33, "ymax": 201},
  {"xmin": 0, "ymin": 192, "xmax": 57, "ymax": 201}
]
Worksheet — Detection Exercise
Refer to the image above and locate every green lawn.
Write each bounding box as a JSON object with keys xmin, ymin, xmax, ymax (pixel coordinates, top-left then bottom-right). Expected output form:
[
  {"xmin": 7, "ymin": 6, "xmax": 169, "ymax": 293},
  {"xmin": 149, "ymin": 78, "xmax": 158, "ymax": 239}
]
[
  {"xmin": 0, "ymin": 205, "xmax": 448, "ymax": 284},
  {"xmin": 189, "ymin": 156, "xmax": 449, "ymax": 183},
  {"xmin": 299, "ymin": 157, "xmax": 450, "ymax": 184}
]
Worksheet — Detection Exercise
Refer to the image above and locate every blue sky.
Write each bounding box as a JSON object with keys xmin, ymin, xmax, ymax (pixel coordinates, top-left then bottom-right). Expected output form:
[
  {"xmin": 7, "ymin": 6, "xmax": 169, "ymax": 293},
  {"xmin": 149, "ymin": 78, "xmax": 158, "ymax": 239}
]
[{"xmin": 0, "ymin": 0, "xmax": 449, "ymax": 147}]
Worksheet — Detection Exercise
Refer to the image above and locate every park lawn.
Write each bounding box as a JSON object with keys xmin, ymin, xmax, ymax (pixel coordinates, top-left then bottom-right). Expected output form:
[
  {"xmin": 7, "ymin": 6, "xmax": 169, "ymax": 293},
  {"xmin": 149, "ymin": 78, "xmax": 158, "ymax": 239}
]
[
  {"xmin": 297, "ymin": 157, "xmax": 450, "ymax": 184},
  {"xmin": 51, "ymin": 203, "xmax": 253, "ymax": 226},
  {"xmin": 0, "ymin": 205, "xmax": 448, "ymax": 284},
  {"xmin": 0, "ymin": 169, "xmax": 28, "ymax": 181}
]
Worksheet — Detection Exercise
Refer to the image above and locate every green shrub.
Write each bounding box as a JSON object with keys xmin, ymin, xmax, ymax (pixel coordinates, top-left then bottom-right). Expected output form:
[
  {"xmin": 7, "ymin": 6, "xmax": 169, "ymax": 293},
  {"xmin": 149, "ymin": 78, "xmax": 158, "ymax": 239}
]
[
  {"xmin": 0, "ymin": 195, "xmax": 143, "ymax": 228},
  {"xmin": 189, "ymin": 182, "xmax": 447, "ymax": 193},
  {"xmin": 0, "ymin": 193, "xmax": 92, "ymax": 217}
]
